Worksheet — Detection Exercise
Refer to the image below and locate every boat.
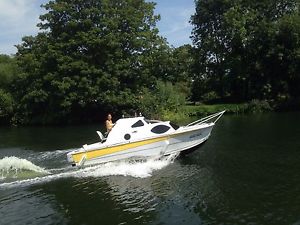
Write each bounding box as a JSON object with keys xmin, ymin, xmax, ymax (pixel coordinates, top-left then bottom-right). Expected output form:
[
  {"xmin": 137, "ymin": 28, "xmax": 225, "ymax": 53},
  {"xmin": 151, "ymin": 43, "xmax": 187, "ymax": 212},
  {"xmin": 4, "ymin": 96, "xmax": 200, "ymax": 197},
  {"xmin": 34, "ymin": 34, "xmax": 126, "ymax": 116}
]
[{"xmin": 67, "ymin": 111, "xmax": 225, "ymax": 167}]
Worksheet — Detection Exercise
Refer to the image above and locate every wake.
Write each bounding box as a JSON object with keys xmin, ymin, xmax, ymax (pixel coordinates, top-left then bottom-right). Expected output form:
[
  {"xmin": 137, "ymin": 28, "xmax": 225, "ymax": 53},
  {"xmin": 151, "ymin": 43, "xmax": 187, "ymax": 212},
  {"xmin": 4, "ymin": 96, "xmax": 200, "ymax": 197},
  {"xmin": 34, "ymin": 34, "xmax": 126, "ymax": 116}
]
[
  {"xmin": 0, "ymin": 153, "xmax": 178, "ymax": 189},
  {"xmin": 0, "ymin": 156, "xmax": 49, "ymax": 180}
]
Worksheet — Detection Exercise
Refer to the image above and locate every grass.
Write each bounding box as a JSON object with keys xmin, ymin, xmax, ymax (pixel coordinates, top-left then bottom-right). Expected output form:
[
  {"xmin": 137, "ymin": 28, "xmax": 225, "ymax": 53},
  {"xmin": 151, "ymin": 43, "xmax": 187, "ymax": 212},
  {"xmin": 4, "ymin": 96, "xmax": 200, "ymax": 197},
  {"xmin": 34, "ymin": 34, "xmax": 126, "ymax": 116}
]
[
  {"xmin": 161, "ymin": 101, "xmax": 273, "ymax": 124},
  {"xmin": 182, "ymin": 103, "xmax": 248, "ymax": 117}
]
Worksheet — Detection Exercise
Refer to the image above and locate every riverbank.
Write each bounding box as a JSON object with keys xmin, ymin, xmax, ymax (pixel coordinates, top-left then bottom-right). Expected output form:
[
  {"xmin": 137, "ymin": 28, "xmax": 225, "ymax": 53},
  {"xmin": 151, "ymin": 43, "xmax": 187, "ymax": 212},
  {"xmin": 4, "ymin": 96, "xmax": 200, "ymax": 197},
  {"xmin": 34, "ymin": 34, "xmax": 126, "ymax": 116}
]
[
  {"xmin": 1, "ymin": 100, "xmax": 299, "ymax": 126},
  {"xmin": 160, "ymin": 103, "xmax": 249, "ymax": 124},
  {"xmin": 161, "ymin": 99, "xmax": 300, "ymax": 124}
]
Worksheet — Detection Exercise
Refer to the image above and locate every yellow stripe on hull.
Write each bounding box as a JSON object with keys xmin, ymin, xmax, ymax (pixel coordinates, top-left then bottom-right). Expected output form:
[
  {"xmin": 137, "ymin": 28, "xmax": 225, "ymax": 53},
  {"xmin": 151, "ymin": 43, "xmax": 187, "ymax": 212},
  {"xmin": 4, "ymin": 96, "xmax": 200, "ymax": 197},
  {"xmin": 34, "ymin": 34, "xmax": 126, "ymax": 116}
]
[{"xmin": 72, "ymin": 136, "xmax": 168, "ymax": 163}]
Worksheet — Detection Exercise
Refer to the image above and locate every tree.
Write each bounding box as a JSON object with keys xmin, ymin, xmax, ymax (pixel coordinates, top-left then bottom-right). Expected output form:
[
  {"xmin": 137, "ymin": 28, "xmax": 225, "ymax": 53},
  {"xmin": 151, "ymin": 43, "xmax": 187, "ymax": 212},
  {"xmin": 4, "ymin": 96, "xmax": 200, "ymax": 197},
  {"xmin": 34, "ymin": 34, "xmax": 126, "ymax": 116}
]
[
  {"xmin": 15, "ymin": 0, "xmax": 169, "ymax": 124},
  {"xmin": 167, "ymin": 44, "xmax": 194, "ymax": 83},
  {"xmin": 191, "ymin": 0, "xmax": 300, "ymax": 103},
  {"xmin": 139, "ymin": 80, "xmax": 187, "ymax": 119},
  {"xmin": 0, "ymin": 55, "xmax": 19, "ymax": 124}
]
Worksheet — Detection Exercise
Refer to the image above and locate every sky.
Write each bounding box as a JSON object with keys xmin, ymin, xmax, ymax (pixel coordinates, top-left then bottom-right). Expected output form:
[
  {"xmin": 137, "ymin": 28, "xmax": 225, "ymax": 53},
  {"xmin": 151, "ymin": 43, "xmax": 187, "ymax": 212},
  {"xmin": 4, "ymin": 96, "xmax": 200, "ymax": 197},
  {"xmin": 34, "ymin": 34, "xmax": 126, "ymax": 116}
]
[{"xmin": 0, "ymin": 0, "xmax": 195, "ymax": 55}]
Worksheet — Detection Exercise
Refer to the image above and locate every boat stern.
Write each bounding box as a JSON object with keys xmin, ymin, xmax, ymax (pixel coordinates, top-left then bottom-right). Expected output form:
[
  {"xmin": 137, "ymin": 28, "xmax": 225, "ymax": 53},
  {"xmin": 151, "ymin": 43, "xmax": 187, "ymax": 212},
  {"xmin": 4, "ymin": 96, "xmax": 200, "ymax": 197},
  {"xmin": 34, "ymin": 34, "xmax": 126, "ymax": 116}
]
[{"xmin": 67, "ymin": 149, "xmax": 78, "ymax": 166}]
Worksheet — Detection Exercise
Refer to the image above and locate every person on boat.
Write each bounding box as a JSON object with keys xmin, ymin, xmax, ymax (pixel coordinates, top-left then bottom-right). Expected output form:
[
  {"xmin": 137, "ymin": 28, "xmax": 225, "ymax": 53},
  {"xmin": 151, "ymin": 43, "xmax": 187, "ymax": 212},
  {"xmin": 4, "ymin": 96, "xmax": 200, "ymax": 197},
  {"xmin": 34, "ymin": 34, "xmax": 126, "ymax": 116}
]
[{"xmin": 106, "ymin": 113, "xmax": 114, "ymax": 133}]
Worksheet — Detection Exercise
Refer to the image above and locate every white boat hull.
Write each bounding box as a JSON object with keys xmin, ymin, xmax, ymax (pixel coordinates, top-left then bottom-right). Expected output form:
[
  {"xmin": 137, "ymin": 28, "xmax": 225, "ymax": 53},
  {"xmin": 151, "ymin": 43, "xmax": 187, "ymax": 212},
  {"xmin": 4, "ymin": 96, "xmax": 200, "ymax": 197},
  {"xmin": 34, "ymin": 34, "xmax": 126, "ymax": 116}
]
[{"xmin": 67, "ymin": 124, "xmax": 214, "ymax": 167}]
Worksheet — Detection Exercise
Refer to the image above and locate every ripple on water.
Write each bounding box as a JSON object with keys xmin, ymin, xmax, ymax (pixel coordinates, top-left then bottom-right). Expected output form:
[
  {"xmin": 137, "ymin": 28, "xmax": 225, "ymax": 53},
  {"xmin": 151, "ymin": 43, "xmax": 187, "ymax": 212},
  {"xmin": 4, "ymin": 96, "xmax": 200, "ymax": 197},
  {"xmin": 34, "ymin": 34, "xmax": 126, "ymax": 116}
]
[{"xmin": 0, "ymin": 188, "xmax": 67, "ymax": 225}]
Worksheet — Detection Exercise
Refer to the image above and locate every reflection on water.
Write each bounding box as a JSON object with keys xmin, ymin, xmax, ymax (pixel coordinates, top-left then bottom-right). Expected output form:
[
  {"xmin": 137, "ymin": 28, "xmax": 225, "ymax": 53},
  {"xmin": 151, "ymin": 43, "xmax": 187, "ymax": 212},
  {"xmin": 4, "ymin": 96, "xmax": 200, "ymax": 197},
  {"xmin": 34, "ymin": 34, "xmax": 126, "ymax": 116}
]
[{"xmin": 0, "ymin": 112, "xmax": 300, "ymax": 225}]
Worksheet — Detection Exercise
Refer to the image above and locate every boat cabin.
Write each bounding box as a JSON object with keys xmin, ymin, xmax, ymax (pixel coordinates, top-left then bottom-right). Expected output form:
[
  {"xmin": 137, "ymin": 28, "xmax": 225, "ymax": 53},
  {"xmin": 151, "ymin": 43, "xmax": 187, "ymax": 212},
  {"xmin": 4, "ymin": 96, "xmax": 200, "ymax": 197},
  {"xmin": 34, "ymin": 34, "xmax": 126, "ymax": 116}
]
[{"xmin": 104, "ymin": 117, "xmax": 179, "ymax": 144}]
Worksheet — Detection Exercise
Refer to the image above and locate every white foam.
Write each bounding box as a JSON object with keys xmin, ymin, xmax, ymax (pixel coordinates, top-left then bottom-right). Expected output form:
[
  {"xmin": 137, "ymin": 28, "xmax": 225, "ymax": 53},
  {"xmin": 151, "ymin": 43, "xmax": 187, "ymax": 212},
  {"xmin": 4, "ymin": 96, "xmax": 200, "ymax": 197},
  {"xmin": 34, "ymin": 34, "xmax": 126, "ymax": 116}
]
[
  {"xmin": 0, "ymin": 153, "xmax": 179, "ymax": 188},
  {"xmin": 29, "ymin": 149, "xmax": 74, "ymax": 161},
  {"xmin": 0, "ymin": 156, "xmax": 48, "ymax": 178},
  {"xmin": 77, "ymin": 154, "xmax": 179, "ymax": 178}
]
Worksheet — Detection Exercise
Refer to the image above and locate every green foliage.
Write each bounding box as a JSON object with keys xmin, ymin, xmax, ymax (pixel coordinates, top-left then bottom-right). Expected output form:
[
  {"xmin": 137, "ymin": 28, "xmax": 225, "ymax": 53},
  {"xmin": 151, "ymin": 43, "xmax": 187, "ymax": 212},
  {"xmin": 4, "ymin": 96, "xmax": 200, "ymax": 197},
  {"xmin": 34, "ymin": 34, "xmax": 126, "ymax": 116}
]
[
  {"xmin": 182, "ymin": 101, "xmax": 272, "ymax": 119},
  {"xmin": 1, "ymin": 0, "xmax": 299, "ymax": 125},
  {"xmin": 0, "ymin": 55, "xmax": 19, "ymax": 124},
  {"xmin": 0, "ymin": 55, "xmax": 19, "ymax": 88},
  {"xmin": 0, "ymin": 89, "xmax": 14, "ymax": 118},
  {"xmin": 160, "ymin": 109, "xmax": 188, "ymax": 125},
  {"xmin": 165, "ymin": 44, "xmax": 194, "ymax": 83},
  {"xmin": 183, "ymin": 104, "xmax": 246, "ymax": 117},
  {"xmin": 15, "ymin": 0, "xmax": 170, "ymax": 124},
  {"xmin": 245, "ymin": 100, "xmax": 273, "ymax": 113},
  {"xmin": 191, "ymin": 0, "xmax": 300, "ymax": 102},
  {"xmin": 139, "ymin": 81, "xmax": 187, "ymax": 119},
  {"xmin": 200, "ymin": 91, "xmax": 219, "ymax": 103},
  {"xmin": 274, "ymin": 97, "xmax": 300, "ymax": 111},
  {"xmin": 0, "ymin": 56, "xmax": 16, "ymax": 87}
]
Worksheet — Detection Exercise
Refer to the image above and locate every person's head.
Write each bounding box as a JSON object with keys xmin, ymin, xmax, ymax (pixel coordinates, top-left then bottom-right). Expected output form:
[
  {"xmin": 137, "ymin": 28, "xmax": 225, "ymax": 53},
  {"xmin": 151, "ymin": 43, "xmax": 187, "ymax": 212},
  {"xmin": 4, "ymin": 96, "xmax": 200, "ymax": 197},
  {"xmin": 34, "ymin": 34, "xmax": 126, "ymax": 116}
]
[{"xmin": 107, "ymin": 114, "xmax": 112, "ymax": 120}]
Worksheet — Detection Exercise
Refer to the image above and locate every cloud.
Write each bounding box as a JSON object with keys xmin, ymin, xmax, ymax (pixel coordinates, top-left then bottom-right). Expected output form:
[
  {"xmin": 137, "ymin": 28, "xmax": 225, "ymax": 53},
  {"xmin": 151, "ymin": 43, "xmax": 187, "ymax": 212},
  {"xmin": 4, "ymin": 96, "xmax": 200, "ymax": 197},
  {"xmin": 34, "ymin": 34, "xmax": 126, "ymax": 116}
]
[
  {"xmin": 0, "ymin": 0, "xmax": 46, "ymax": 55},
  {"xmin": 0, "ymin": 0, "xmax": 31, "ymax": 23}
]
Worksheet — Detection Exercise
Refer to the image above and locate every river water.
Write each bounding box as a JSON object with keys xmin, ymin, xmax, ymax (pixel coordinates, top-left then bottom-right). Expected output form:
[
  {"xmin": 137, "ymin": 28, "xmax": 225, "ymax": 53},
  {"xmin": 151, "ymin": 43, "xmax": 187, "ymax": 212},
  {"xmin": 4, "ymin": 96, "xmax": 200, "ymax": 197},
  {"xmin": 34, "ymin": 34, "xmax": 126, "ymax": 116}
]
[{"xmin": 0, "ymin": 113, "xmax": 299, "ymax": 225}]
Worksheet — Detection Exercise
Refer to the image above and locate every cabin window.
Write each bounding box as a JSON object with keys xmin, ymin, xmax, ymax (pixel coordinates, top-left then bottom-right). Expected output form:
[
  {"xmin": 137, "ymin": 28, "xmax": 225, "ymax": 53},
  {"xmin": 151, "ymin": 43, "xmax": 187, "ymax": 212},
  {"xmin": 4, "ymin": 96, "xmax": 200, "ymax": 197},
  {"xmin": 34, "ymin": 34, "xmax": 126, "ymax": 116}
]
[
  {"xmin": 131, "ymin": 120, "xmax": 144, "ymax": 128},
  {"xmin": 151, "ymin": 125, "xmax": 170, "ymax": 134}
]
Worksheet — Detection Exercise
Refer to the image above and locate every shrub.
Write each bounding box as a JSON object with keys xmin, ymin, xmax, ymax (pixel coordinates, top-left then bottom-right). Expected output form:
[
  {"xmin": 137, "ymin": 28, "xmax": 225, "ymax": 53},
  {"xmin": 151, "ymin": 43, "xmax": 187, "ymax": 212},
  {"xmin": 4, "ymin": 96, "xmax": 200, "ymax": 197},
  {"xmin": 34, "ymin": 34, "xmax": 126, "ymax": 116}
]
[
  {"xmin": 0, "ymin": 89, "xmax": 14, "ymax": 124},
  {"xmin": 245, "ymin": 99, "xmax": 273, "ymax": 113},
  {"xmin": 139, "ymin": 80, "xmax": 187, "ymax": 119},
  {"xmin": 201, "ymin": 91, "xmax": 219, "ymax": 103}
]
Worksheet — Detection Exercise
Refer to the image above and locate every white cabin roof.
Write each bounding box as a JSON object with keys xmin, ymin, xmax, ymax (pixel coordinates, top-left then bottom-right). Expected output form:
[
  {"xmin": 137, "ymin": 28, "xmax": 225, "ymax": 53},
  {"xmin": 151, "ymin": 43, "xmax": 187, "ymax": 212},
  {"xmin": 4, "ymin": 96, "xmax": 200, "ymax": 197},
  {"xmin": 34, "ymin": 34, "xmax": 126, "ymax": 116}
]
[{"xmin": 105, "ymin": 117, "xmax": 176, "ymax": 144}]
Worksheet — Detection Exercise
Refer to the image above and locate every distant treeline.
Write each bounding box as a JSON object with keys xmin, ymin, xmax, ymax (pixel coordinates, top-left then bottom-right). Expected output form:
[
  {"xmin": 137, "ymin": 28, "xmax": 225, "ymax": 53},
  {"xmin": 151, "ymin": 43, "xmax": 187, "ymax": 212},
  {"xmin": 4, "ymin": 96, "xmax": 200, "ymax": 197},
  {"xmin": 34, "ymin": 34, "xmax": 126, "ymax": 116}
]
[{"xmin": 0, "ymin": 0, "xmax": 299, "ymax": 125}]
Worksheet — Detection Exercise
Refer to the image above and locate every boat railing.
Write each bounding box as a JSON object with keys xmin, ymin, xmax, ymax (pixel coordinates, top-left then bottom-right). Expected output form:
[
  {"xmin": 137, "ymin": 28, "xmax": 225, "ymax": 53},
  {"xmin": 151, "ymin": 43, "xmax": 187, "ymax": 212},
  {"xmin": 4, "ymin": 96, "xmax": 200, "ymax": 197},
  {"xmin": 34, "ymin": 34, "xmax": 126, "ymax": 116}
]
[{"xmin": 185, "ymin": 110, "xmax": 226, "ymax": 127}]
